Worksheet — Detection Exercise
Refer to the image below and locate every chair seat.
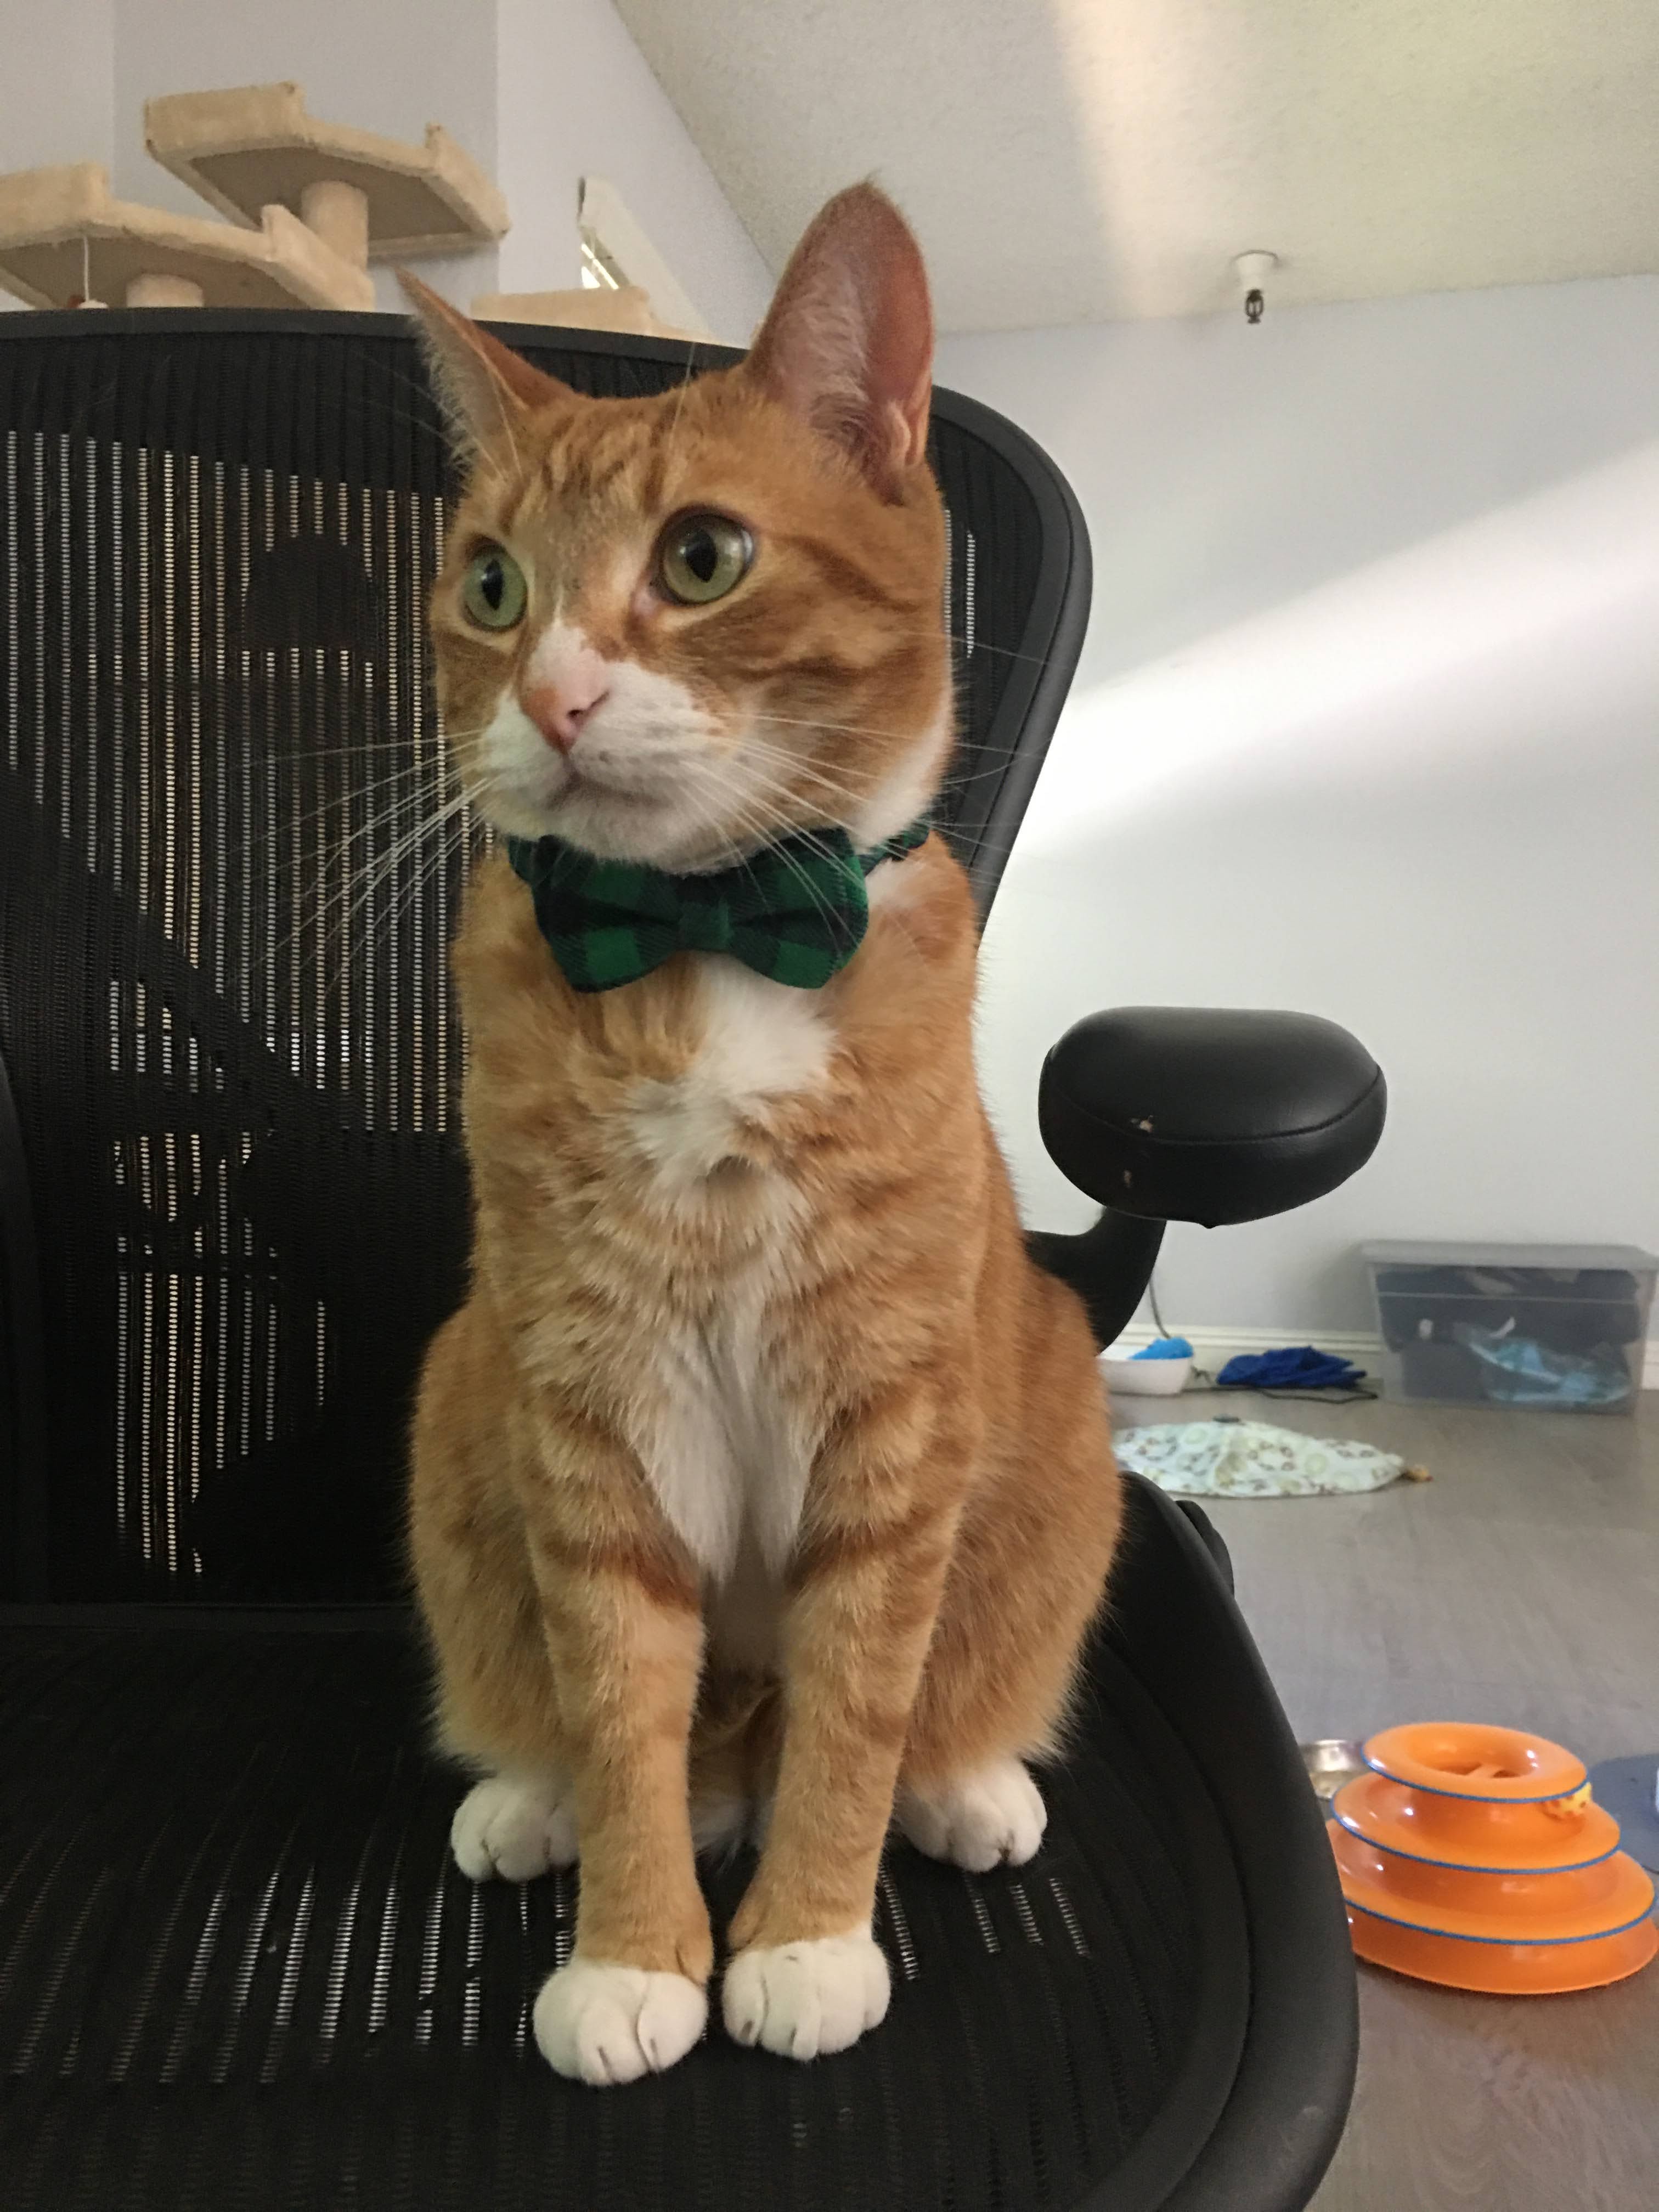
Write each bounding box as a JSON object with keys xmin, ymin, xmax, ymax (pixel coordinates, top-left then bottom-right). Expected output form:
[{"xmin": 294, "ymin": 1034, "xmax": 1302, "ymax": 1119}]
[{"xmin": 0, "ymin": 1480, "xmax": 1353, "ymax": 2212}]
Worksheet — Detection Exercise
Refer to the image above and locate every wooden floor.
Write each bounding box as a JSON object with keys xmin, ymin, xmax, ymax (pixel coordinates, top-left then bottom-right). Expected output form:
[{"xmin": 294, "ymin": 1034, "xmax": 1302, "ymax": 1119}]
[{"xmin": 1117, "ymin": 1386, "xmax": 1659, "ymax": 2212}]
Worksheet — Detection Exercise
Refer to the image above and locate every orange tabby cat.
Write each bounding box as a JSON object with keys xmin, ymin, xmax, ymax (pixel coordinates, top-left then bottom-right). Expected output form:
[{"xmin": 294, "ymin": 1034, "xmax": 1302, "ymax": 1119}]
[{"xmin": 404, "ymin": 185, "xmax": 1122, "ymax": 2086}]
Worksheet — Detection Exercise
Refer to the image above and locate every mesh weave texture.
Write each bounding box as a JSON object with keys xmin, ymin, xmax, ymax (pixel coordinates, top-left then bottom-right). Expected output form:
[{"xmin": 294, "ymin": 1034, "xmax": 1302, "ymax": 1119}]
[
  {"xmin": 0, "ymin": 1584, "xmax": 1244, "ymax": 2212},
  {"xmin": 0, "ymin": 319, "xmax": 1043, "ymax": 1604}
]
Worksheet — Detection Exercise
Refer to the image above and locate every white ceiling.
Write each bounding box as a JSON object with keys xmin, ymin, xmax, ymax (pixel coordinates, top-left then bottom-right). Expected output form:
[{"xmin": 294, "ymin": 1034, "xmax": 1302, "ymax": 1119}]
[{"xmin": 614, "ymin": 0, "xmax": 1659, "ymax": 331}]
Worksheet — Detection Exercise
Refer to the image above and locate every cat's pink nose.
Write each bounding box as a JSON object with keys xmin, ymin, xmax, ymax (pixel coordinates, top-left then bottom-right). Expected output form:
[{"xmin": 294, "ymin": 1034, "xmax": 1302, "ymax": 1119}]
[{"xmin": 520, "ymin": 669, "xmax": 609, "ymax": 755}]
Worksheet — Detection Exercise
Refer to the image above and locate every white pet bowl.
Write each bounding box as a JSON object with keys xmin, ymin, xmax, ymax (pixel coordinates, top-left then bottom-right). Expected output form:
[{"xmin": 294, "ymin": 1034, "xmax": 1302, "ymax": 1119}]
[{"xmin": 1098, "ymin": 1354, "xmax": 1194, "ymax": 1397}]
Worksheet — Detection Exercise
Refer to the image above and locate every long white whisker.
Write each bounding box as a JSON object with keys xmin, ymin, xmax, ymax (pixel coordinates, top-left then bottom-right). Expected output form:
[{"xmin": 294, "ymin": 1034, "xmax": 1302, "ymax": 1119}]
[
  {"xmin": 657, "ymin": 342, "xmax": 704, "ymax": 482},
  {"xmin": 279, "ymin": 774, "xmax": 499, "ymax": 971},
  {"xmin": 673, "ymin": 768, "xmax": 851, "ymax": 935},
  {"xmin": 372, "ymin": 806, "xmax": 478, "ymax": 962},
  {"xmin": 316, "ymin": 787, "xmax": 489, "ymax": 973},
  {"xmin": 751, "ymin": 712, "xmax": 1024, "ymax": 766},
  {"xmin": 229, "ymin": 768, "xmax": 450, "ymax": 861}
]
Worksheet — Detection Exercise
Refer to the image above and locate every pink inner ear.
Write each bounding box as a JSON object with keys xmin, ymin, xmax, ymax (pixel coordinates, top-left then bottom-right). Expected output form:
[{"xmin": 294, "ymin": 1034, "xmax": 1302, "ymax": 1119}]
[
  {"xmin": 749, "ymin": 186, "xmax": 935, "ymax": 488},
  {"xmin": 870, "ymin": 290, "xmax": 934, "ymax": 470},
  {"xmin": 402, "ymin": 268, "xmax": 570, "ymax": 450}
]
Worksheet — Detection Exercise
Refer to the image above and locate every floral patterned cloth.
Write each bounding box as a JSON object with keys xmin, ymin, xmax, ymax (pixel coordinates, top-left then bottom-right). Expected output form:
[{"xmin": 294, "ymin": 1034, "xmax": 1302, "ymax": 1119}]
[{"xmin": 1114, "ymin": 1419, "xmax": 1412, "ymax": 1497}]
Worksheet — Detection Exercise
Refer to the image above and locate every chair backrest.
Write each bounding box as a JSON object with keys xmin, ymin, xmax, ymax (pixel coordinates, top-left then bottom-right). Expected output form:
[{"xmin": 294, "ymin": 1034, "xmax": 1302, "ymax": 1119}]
[{"xmin": 0, "ymin": 309, "xmax": 1091, "ymax": 1604}]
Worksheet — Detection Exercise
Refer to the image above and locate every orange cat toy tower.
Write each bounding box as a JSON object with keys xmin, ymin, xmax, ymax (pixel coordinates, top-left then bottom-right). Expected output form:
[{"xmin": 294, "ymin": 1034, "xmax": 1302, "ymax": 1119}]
[{"xmin": 1329, "ymin": 1723, "xmax": 1657, "ymax": 1994}]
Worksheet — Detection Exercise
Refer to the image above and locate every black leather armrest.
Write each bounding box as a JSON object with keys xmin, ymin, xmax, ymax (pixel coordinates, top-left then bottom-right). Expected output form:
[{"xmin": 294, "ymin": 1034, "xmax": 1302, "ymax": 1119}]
[{"xmin": 1038, "ymin": 1007, "xmax": 1386, "ymax": 1227}]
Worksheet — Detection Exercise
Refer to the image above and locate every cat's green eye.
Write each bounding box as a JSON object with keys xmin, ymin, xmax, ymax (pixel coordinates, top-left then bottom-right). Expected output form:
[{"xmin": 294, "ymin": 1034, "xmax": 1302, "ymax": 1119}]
[
  {"xmin": 657, "ymin": 512, "xmax": 753, "ymax": 606},
  {"xmin": 460, "ymin": 543, "xmax": 527, "ymax": 631}
]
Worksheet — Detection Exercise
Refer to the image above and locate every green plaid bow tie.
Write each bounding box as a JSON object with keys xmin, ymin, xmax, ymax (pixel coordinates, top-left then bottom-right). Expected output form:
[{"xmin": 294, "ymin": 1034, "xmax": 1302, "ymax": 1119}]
[{"xmin": 504, "ymin": 819, "xmax": 931, "ymax": 993}]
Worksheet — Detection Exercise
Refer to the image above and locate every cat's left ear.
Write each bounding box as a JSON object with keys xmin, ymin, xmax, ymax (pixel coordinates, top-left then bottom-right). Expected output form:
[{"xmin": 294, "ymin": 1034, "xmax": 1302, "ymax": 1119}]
[
  {"xmin": 744, "ymin": 183, "xmax": 933, "ymax": 499},
  {"xmin": 399, "ymin": 272, "xmax": 571, "ymax": 460}
]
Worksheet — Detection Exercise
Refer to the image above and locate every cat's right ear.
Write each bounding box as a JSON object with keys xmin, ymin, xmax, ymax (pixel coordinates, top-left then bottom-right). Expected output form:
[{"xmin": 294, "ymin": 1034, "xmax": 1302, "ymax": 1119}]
[{"xmin": 399, "ymin": 272, "xmax": 570, "ymax": 460}]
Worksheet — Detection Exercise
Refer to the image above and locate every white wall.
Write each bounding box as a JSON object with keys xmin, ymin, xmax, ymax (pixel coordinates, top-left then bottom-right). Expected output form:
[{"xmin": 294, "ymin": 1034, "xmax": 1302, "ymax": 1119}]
[
  {"xmin": 494, "ymin": 0, "xmax": 772, "ymax": 342},
  {"xmin": 0, "ymin": 0, "xmax": 115, "ymax": 306},
  {"xmin": 0, "ymin": 0, "xmax": 114, "ymax": 170},
  {"xmin": 937, "ymin": 276, "xmax": 1659, "ymax": 1338}
]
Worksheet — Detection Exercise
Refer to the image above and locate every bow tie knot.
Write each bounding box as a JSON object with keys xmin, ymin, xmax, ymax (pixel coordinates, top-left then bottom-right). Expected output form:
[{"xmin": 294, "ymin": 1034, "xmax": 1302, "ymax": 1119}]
[{"xmin": 678, "ymin": 904, "xmax": 735, "ymax": 957}]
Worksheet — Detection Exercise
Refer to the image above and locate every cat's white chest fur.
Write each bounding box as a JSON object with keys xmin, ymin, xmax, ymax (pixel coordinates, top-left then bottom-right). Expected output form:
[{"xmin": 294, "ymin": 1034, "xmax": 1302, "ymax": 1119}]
[
  {"xmin": 629, "ymin": 958, "xmax": 833, "ymax": 1192},
  {"xmin": 625, "ymin": 960, "xmax": 832, "ymax": 1593}
]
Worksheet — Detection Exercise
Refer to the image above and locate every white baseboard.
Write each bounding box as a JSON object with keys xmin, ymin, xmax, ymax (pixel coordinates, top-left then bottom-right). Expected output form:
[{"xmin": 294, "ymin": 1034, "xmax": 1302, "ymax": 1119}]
[{"xmin": 1105, "ymin": 1322, "xmax": 1659, "ymax": 1392}]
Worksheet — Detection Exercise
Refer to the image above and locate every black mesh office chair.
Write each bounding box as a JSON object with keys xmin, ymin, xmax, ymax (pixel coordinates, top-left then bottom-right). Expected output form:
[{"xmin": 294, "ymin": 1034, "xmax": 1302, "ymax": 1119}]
[{"xmin": 0, "ymin": 311, "xmax": 1383, "ymax": 2211}]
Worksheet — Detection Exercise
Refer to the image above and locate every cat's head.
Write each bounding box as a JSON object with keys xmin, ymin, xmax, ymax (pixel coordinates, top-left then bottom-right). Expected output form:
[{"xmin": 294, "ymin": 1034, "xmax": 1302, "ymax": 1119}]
[{"xmin": 405, "ymin": 186, "xmax": 949, "ymax": 872}]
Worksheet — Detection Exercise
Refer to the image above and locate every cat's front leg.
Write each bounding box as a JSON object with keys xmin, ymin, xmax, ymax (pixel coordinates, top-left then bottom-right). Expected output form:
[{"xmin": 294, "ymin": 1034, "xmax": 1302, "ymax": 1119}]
[
  {"xmin": 517, "ymin": 1431, "xmax": 714, "ymax": 2086},
  {"xmin": 723, "ymin": 1410, "xmax": 963, "ymax": 2061}
]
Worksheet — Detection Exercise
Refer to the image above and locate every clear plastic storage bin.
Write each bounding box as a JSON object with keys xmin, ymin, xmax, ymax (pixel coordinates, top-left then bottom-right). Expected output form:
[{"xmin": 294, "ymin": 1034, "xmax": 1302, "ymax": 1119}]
[{"xmin": 1362, "ymin": 1243, "xmax": 1657, "ymax": 1415}]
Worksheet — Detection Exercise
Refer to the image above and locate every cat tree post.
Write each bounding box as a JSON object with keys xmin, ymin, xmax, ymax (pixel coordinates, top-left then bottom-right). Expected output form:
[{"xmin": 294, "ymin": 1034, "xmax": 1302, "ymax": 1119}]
[
  {"xmin": 298, "ymin": 180, "xmax": 370, "ymax": 270},
  {"xmin": 125, "ymin": 273, "xmax": 204, "ymax": 307}
]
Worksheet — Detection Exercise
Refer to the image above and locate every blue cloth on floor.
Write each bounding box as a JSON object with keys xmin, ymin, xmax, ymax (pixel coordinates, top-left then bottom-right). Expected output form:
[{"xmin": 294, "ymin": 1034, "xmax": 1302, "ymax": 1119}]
[{"xmin": 1216, "ymin": 1346, "xmax": 1367, "ymax": 1391}]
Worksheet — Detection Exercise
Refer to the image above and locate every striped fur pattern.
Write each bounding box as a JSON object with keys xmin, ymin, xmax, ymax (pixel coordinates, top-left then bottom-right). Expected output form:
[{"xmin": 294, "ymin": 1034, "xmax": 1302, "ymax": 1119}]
[{"xmin": 403, "ymin": 187, "xmax": 1123, "ymax": 2084}]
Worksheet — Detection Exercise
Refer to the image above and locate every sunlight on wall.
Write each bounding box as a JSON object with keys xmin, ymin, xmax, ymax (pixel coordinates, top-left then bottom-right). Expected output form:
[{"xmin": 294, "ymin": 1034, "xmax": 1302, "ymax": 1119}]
[
  {"xmin": 1015, "ymin": 438, "xmax": 1659, "ymax": 854},
  {"xmin": 977, "ymin": 438, "xmax": 1659, "ymax": 1331}
]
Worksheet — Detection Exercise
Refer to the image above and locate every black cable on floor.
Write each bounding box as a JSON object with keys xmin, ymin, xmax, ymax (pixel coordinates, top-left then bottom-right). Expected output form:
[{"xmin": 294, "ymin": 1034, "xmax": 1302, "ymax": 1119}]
[
  {"xmin": 1181, "ymin": 1384, "xmax": 1381, "ymax": 1406},
  {"xmin": 1143, "ymin": 1272, "xmax": 1379, "ymax": 1401}
]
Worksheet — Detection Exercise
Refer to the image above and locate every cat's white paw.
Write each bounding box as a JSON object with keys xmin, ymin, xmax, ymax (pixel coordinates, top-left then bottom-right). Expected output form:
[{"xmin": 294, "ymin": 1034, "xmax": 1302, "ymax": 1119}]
[
  {"xmin": 896, "ymin": 1757, "xmax": 1047, "ymax": 1872},
  {"xmin": 533, "ymin": 1959, "xmax": 708, "ymax": 2085},
  {"xmin": 722, "ymin": 1928, "xmax": 890, "ymax": 2061},
  {"xmin": 450, "ymin": 1774, "xmax": 578, "ymax": 1882}
]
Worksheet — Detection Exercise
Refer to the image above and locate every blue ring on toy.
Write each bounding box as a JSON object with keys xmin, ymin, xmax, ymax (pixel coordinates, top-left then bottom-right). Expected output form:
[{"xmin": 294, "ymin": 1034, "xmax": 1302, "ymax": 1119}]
[
  {"xmin": 1331, "ymin": 1804, "xmax": 1620, "ymax": 1877},
  {"xmin": 1361, "ymin": 1747, "xmax": 1587, "ymax": 1806},
  {"xmin": 1345, "ymin": 1897, "xmax": 1656, "ymax": 1948}
]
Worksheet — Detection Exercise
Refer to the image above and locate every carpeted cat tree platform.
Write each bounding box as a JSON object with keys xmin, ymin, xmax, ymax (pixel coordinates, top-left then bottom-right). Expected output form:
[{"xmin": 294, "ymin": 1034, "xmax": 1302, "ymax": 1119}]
[{"xmin": 0, "ymin": 81, "xmax": 505, "ymax": 311}]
